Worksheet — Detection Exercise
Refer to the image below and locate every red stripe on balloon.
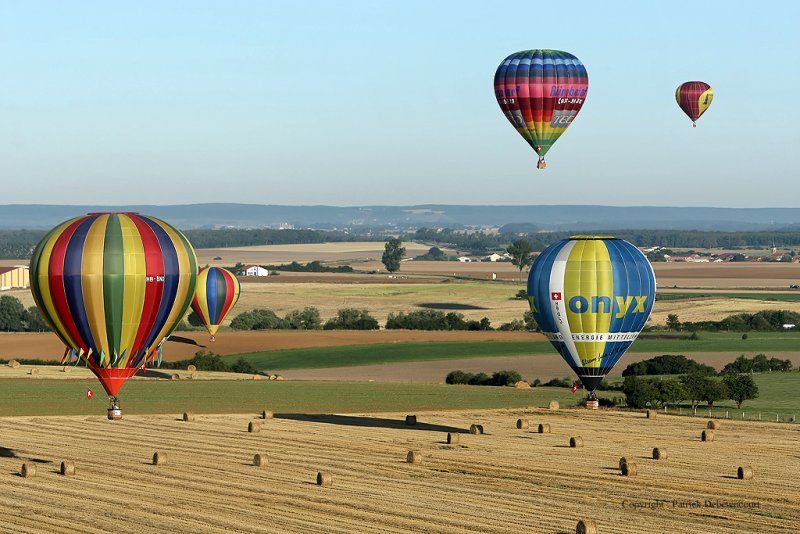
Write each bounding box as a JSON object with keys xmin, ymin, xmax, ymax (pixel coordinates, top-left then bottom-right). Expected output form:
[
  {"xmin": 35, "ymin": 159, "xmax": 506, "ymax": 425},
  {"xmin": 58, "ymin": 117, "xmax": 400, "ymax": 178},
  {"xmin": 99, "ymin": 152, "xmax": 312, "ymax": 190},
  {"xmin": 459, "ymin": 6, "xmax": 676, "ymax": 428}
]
[
  {"xmin": 220, "ymin": 270, "xmax": 236, "ymax": 322},
  {"xmin": 47, "ymin": 219, "xmax": 88, "ymax": 352},
  {"xmin": 128, "ymin": 215, "xmax": 165, "ymax": 361}
]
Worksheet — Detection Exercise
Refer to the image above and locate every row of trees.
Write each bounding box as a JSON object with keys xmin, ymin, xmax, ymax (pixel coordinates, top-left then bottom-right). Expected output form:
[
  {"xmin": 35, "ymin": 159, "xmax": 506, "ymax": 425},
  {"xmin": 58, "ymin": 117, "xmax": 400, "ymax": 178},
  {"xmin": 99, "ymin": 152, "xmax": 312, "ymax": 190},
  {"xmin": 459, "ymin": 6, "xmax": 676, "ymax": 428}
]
[
  {"xmin": 622, "ymin": 372, "xmax": 759, "ymax": 409},
  {"xmin": 666, "ymin": 311, "xmax": 800, "ymax": 332},
  {"xmin": 0, "ymin": 296, "xmax": 50, "ymax": 332},
  {"xmin": 445, "ymin": 370, "xmax": 522, "ymax": 386},
  {"xmin": 228, "ymin": 307, "xmax": 537, "ymax": 332}
]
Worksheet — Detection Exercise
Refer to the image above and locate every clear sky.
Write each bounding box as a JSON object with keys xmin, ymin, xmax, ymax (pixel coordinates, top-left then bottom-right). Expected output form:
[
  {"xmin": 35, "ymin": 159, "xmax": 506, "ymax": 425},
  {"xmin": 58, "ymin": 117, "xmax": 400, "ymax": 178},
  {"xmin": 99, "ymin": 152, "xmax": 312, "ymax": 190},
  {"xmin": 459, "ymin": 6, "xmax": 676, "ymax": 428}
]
[{"xmin": 1, "ymin": 1, "xmax": 797, "ymax": 207}]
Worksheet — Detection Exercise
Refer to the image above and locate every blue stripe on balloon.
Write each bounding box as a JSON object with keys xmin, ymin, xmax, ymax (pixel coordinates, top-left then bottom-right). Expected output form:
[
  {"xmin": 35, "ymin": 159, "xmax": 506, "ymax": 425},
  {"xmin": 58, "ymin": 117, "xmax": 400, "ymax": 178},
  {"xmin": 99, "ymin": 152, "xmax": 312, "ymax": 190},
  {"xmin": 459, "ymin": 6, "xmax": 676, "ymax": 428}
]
[
  {"xmin": 207, "ymin": 268, "xmax": 220, "ymax": 324},
  {"xmin": 141, "ymin": 219, "xmax": 180, "ymax": 353},
  {"xmin": 528, "ymin": 239, "xmax": 568, "ymax": 334},
  {"xmin": 62, "ymin": 215, "xmax": 100, "ymax": 361}
]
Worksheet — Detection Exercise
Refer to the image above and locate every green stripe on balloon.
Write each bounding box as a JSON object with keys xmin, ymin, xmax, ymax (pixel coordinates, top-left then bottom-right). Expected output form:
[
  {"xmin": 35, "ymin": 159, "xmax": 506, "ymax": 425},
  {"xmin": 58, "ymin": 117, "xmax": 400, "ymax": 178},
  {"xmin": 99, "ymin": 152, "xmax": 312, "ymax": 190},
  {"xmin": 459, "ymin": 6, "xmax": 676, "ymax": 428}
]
[{"xmin": 104, "ymin": 215, "xmax": 125, "ymax": 359}]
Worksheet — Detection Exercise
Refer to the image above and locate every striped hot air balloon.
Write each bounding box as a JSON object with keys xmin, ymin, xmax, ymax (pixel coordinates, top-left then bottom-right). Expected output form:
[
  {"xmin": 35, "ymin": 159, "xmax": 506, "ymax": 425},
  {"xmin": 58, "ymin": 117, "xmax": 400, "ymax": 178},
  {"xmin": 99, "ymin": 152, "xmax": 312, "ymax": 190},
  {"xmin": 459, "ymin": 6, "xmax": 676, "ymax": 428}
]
[
  {"xmin": 29, "ymin": 213, "xmax": 197, "ymax": 414},
  {"xmin": 527, "ymin": 236, "xmax": 656, "ymax": 395},
  {"xmin": 494, "ymin": 49, "xmax": 588, "ymax": 169},
  {"xmin": 676, "ymin": 81, "xmax": 714, "ymax": 127},
  {"xmin": 191, "ymin": 267, "xmax": 240, "ymax": 341}
]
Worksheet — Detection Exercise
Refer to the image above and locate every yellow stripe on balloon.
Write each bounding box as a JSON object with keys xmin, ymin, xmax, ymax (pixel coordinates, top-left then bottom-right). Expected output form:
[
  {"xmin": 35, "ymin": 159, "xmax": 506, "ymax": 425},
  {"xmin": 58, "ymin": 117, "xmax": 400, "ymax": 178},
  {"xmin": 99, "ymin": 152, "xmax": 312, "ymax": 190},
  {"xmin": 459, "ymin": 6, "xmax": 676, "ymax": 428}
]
[
  {"xmin": 34, "ymin": 218, "xmax": 81, "ymax": 349},
  {"xmin": 195, "ymin": 268, "xmax": 212, "ymax": 326},
  {"xmin": 82, "ymin": 214, "xmax": 111, "ymax": 361},
  {"xmin": 698, "ymin": 88, "xmax": 714, "ymax": 117},
  {"xmin": 118, "ymin": 214, "xmax": 147, "ymax": 368}
]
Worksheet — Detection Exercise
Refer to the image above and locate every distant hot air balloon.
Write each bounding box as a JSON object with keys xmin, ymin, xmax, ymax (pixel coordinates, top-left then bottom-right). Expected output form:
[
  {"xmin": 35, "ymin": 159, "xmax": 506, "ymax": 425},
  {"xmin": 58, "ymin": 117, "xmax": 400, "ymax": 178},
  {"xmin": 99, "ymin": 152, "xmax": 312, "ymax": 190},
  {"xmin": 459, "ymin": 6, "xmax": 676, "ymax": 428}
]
[
  {"xmin": 494, "ymin": 49, "xmax": 588, "ymax": 169},
  {"xmin": 29, "ymin": 213, "xmax": 197, "ymax": 419},
  {"xmin": 527, "ymin": 236, "xmax": 656, "ymax": 399},
  {"xmin": 191, "ymin": 266, "xmax": 240, "ymax": 341},
  {"xmin": 676, "ymin": 81, "xmax": 713, "ymax": 127}
]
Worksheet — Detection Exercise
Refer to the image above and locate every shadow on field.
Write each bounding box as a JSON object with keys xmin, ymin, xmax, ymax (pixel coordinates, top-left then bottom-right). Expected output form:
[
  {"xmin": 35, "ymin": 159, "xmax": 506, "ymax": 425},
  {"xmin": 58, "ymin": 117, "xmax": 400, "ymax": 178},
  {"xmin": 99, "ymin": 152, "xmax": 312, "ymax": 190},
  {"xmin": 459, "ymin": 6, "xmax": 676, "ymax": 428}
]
[
  {"xmin": 0, "ymin": 447, "xmax": 16, "ymax": 458},
  {"xmin": 134, "ymin": 369, "xmax": 174, "ymax": 379},
  {"xmin": 276, "ymin": 413, "xmax": 465, "ymax": 433},
  {"xmin": 167, "ymin": 336, "xmax": 205, "ymax": 348}
]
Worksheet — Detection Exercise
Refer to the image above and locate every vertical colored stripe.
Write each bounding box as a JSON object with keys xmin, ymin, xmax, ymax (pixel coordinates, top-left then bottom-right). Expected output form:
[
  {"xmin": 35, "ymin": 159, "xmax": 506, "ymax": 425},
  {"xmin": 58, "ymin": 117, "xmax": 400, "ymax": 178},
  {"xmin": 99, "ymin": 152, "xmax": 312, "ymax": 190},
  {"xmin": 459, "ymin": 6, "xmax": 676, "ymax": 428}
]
[
  {"xmin": 82, "ymin": 214, "xmax": 111, "ymax": 360},
  {"xmin": 118, "ymin": 214, "xmax": 147, "ymax": 367}
]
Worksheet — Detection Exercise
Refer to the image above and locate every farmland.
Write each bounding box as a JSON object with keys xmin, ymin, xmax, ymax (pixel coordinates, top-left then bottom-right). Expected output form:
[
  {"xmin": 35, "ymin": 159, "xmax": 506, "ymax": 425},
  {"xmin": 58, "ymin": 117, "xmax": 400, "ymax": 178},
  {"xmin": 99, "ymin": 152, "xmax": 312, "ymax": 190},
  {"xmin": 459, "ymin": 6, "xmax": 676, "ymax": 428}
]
[{"xmin": 1, "ymin": 406, "xmax": 798, "ymax": 533}]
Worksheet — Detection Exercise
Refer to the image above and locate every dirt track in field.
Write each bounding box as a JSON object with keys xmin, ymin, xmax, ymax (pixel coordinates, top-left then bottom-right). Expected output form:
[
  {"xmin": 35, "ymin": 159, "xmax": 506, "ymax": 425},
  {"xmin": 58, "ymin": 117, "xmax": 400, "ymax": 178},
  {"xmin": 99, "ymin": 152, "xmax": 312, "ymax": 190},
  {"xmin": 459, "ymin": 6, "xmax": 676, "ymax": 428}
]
[{"xmin": 1, "ymin": 409, "xmax": 797, "ymax": 533}]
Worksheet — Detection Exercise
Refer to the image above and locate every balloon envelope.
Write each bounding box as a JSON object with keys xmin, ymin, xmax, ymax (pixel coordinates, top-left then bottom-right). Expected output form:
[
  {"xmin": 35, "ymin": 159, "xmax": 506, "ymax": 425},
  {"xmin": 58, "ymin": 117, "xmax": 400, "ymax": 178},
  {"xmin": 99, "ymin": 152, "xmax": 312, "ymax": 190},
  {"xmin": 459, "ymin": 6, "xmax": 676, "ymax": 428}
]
[
  {"xmin": 494, "ymin": 49, "xmax": 588, "ymax": 166},
  {"xmin": 676, "ymin": 81, "xmax": 713, "ymax": 125},
  {"xmin": 191, "ymin": 266, "xmax": 241, "ymax": 337},
  {"xmin": 527, "ymin": 236, "xmax": 656, "ymax": 391},
  {"xmin": 29, "ymin": 213, "xmax": 198, "ymax": 396}
]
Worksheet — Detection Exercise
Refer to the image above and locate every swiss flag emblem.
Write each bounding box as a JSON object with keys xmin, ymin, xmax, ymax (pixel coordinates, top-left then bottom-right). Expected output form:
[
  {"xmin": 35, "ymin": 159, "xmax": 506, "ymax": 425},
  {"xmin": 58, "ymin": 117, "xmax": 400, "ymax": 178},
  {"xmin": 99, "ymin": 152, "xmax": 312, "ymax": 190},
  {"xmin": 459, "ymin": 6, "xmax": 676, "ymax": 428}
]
[
  {"xmin": 551, "ymin": 292, "xmax": 562, "ymax": 301},
  {"xmin": 86, "ymin": 388, "xmax": 94, "ymax": 399},
  {"xmin": 570, "ymin": 383, "xmax": 579, "ymax": 393}
]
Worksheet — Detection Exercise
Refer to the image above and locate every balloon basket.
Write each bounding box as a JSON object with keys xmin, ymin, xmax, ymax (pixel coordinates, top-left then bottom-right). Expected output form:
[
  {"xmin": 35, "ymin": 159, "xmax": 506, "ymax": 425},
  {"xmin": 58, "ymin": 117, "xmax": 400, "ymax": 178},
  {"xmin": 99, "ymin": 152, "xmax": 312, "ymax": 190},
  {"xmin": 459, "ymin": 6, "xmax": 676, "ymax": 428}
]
[
  {"xmin": 107, "ymin": 408, "xmax": 123, "ymax": 420},
  {"xmin": 585, "ymin": 399, "xmax": 599, "ymax": 410}
]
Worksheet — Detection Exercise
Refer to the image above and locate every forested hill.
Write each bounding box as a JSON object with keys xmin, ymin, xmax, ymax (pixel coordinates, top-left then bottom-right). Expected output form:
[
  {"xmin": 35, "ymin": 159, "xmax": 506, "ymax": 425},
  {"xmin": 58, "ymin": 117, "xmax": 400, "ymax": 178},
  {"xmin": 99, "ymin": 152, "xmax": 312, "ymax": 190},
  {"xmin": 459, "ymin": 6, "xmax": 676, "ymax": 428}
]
[{"xmin": 4, "ymin": 204, "xmax": 800, "ymax": 231}]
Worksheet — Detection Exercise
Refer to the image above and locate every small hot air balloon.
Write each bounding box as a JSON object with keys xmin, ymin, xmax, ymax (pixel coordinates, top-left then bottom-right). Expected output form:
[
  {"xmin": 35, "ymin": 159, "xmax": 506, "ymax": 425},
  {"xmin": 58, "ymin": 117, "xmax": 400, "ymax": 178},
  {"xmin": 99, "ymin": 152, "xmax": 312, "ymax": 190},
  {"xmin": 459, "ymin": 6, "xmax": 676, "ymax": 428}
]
[
  {"xmin": 676, "ymin": 81, "xmax": 713, "ymax": 127},
  {"xmin": 191, "ymin": 266, "xmax": 240, "ymax": 341},
  {"xmin": 29, "ymin": 213, "xmax": 197, "ymax": 419},
  {"xmin": 527, "ymin": 236, "xmax": 656, "ymax": 400},
  {"xmin": 495, "ymin": 49, "xmax": 588, "ymax": 169}
]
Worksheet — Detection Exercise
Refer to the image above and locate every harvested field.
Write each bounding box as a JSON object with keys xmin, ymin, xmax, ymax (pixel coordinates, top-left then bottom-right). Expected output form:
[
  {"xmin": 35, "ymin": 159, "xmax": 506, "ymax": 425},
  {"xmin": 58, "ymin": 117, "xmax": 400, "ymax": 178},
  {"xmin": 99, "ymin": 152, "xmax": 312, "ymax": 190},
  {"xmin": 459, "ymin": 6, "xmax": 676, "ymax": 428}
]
[{"xmin": 0, "ymin": 409, "xmax": 797, "ymax": 533}]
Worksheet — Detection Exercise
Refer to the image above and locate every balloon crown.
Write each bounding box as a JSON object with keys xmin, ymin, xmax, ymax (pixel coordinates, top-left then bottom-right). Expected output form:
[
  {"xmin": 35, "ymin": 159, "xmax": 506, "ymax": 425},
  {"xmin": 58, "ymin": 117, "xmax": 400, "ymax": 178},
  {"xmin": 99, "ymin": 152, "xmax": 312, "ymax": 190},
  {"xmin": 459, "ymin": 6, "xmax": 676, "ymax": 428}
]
[
  {"xmin": 87, "ymin": 212, "xmax": 140, "ymax": 215},
  {"xmin": 569, "ymin": 235, "xmax": 618, "ymax": 240}
]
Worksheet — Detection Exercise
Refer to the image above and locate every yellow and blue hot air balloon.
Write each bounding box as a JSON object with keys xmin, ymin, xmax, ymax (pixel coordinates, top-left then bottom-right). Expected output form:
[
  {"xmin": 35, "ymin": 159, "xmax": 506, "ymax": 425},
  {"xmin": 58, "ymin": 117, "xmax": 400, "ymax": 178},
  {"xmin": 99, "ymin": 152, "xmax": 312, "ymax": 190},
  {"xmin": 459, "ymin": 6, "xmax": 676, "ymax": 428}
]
[
  {"xmin": 191, "ymin": 266, "xmax": 240, "ymax": 341},
  {"xmin": 29, "ymin": 213, "xmax": 198, "ymax": 417},
  {"xmin": 527, "ymin": 236, "xmax": 656, "ymax": 395}
]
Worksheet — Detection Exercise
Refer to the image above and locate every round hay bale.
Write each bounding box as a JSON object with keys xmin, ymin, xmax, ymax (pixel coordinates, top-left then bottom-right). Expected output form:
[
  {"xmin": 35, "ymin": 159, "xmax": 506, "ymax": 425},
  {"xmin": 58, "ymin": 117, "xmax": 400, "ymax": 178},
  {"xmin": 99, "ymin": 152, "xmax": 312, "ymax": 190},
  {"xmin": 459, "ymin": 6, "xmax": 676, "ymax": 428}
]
[
  {"xmin": 152, "ymin": 452, "xmax": 167, "ymax": 466},
  {"xmin": 652, "ymin": 447, "xmax": 667, "ymax": 460},
  {"xmin": 187, "ymin": 364, "xmax": 197, "ymax": 372},
  {"xmin": 538, "ymin": 423, "xmax": 551, "ymax": 434},
  {"xmin": 446, "ymin": 432, "xmax": 459, "ymax": 445},
  {"xmin": 8, "ymin": 359, "xmax": 20, "ymax": 369},
  {"xmin": 646, "ymin": 409, "xmax": 657, "ymax": 419},
  {"xmin": 548, "ymin": 400, "xmax": 559, "ymax": 410},
  {"xmin": 570, "ymin": 436, "xmax": 584, "ymax": 448},
  {"xmin": 618, "ymin": 457, "xmax": 627, "ymax": 470},
  {"xmin": 170, "ymin": 373, "xmax": 180, "ymax": 380},
  {"xmin": 29, "ymin": 368, "xmax": 40, "ymax": 376},
  {"xmin": 262, "ymin": 410, "xmax": 274, "ymax": 419},
  {"xmin": 275, "ymin": 375, "xmax": 285, "ymax": 381},
  {"xmin": 62, "ymin": 366, "xmax": 71, "ymax": 373},
  {"xmin": 253, "ymin": 453, "xmax": 268, "ymax": 468},
  {"xmin": 316, "ymin": 471, "xmax": 332, "ymax": 486},
  {"xmin": 406, "ymin": 450, "xmax": 423, "ymax": 464},
  {"xmin": 514, "ymin": 380, "xmax": 530, "ymax": 389},
  {"xmin": 190, "ymin": 371, "xmax": 198, "ymax": 380},
  {"xmin": 516, "ymin": 418, "xmax": 529, "ymax": 430},
  {"xmin": 738, "ymin": 466, "xmax": 753, "ymax": 480},
  {"xmin": 707, "ymin": 420, "xmax": 721, "ymax": 430},
  {"xmin": 60, "ymin": 461, "xmax": 75, "ymax": 476},
  {"xmin": 576, "ymin": 519, "xmax": 598, "ymax": 534},
  {"xmin": 622, "ymin": 462, "xmax": 637, "ymax": 476},
  {"xmin": 183, "ymin": 412, "xmax": 194, "ymax": 422},
  {"xmin": 405, "ymin": 415, "xmax": 417, "ymax": 426},
  {"xmin": 469, "ymin": 424, "xmax": 484, "ymax": 435},
  {"xmin": 702, "ymin": 430, "xmax": 714, "ymax": 442},
  {"xmin": 20, "ymin": 462, "xmax": 36, "ymax": 478},
  {"xmin": 269, "ymin": 374, "xmax": 277, "ymax": 380},
  {"xmin": 248, "ymin": 421, "xmax": 261, "ymax": 433}
]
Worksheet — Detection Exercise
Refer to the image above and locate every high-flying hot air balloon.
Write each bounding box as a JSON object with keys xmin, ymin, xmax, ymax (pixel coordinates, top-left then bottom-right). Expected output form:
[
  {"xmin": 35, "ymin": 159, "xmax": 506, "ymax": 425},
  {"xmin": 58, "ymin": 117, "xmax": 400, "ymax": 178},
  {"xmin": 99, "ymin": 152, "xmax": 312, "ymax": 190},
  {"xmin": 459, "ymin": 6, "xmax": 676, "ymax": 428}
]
[
  {"xmin": 676, "ymin": 81, "xmax": 713, "ymax": 127},
  {"xmin": 191, "ymin": 266, "xmax": 240, "ymax": 341},
  {"xmin": 29, "ymin": 213, "xmax": 197, "ymax": 419},
  {"xmin": 527, "ymin": 236, "xmax": 656, "ymax": 402},
  {"xmin": 494, "ymin": 49, "xmax": 588, "ymax": 169}
]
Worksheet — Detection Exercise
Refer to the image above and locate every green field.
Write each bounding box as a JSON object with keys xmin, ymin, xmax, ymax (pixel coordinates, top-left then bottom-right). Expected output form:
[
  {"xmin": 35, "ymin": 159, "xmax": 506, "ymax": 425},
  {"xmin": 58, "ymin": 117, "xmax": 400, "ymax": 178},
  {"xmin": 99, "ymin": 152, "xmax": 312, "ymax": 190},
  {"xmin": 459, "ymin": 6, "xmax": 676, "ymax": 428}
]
[
  {"xmin": 657, "ymin": 292, "xmax": 800, "ymax": 302},
  {"xmin": 0, "ymin": 379, "xmax": 585, "ymax": 417},
  {"xmin": 230, "ymin": 332, "xmax": 800, "ymax": 371}
]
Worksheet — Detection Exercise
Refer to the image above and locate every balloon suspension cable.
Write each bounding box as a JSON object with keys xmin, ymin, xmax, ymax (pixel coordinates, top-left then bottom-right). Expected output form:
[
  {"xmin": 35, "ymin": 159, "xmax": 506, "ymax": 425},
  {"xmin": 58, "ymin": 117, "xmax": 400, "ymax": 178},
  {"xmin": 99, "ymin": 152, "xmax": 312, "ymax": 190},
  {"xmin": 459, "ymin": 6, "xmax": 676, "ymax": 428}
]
[
  {"xmin": 537, "ymin": 157, "xmax": 547, "ymax": 170},
  {"xmin": 588, "ymin": 391, "xmax": 598, "ymax": 401},
  {"xmin": 108, "ymin": 396, "xmax": 120, "ymax": 410}
]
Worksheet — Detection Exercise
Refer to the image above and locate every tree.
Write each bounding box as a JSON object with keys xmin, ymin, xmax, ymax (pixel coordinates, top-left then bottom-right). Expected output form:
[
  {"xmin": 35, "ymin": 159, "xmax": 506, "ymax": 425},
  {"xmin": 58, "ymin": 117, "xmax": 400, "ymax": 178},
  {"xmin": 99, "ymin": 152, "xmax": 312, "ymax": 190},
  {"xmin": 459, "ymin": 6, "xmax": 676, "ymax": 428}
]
[
  {"xmin": 507, "ymin": 239, "xmax": 534, "ymax": 280},
  {"xmin": 700, "ymin": 380, "xmax": 728, "ymax": 409},
  {"xmin": 323, "ymin": 308, "xmax": 379, "ymax": 330},
  {"xmin": 187, "ymin": 310, "xmax": 204, "ymax": 327},
  {"xmin": 382, "ymin": 238, "xmax": 405, "ymax": 273},
  {"xmin": 680, "ymin": 372, "xmax": 710, "ymax": 409},
  {"xmin": 0, "ymin": 295, "xmax": 26, "ymax": 332},
  {"xmin": 666, "ymin": 313, "xmax": 681, "ymax": 331},
  {"xmin": 657, "ymin": 380, "xmax": 687, "ymax": 406},
  {"xmin": 723, "ymin": 373, "xmax": 759, "ymax": 409},
  {"xmin": 622, "ymin": 376, "xmax": 660, "ymax": 408},
  {"xmin": 24, "ymin": 306, "xmax": 51, "ymax": 332},
  {"xmin": 284, "ymin": 307, "xmax": 322, "ymax": 330},
  {"xmin": 522, "ymin": 311, "xmax": 539, "ymax": 331}
]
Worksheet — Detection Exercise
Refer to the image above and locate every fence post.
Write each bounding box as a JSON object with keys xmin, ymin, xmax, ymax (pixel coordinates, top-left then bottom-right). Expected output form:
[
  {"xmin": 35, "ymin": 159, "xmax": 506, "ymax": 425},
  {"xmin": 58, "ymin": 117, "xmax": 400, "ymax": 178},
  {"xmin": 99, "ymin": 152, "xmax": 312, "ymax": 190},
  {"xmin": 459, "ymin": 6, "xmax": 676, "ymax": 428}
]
[{"xmin": 726, "ymin": 410, "xmax": 729, "ymax": 419}]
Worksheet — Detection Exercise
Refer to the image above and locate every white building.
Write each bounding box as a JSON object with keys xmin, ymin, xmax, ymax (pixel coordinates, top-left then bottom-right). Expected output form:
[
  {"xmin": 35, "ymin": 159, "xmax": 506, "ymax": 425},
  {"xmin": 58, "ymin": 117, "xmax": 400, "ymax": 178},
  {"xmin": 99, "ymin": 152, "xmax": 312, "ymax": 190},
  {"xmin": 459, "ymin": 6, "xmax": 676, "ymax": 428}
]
[
  {"xmin": 457, "ymin": 256, "xmax": 472, "ymax": 262},
  {"xmin": 242, "ymin": 265, "xmax": 269, "ymax": 277}
]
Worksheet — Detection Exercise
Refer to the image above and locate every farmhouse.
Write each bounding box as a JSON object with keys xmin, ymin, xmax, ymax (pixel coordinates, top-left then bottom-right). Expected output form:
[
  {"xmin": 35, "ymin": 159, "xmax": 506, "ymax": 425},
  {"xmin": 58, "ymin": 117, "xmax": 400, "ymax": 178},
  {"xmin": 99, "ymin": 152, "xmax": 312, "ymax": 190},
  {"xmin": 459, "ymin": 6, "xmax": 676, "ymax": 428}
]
[
  {"xmin": 457, "ymin": 256, "xmax": 472, "ymax": 262},
  {"xmin": 241, "ymin": 265, "xmax": 269, "ymax": 277},
  {"xmin": 0, "ymin": 265, "xmax": 29, "ymax": 290}
]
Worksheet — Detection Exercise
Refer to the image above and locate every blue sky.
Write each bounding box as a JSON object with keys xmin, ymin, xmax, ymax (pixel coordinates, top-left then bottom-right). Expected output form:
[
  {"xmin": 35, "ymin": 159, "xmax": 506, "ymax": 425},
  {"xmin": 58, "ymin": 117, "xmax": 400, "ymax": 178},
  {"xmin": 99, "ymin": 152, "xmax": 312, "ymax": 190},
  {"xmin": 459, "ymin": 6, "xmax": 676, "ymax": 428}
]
[{"xmin": 1, "ymin": 1, "xmax": 797, "ymax": 207}]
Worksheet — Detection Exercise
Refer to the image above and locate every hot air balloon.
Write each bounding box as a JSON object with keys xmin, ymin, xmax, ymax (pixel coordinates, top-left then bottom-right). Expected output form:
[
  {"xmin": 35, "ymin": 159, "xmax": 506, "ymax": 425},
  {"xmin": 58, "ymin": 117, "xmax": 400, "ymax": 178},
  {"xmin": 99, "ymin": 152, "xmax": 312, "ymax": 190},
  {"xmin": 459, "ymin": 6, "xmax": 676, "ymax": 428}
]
[
  {"xmin": 191, "ymin": 266, "xmax": 240, "ymax": 341},
  {"xmin": 527, "ymin": 236, "xmax": 656, "ymax": 405},
  {"xmin": 29, "ymin": 213, "xmax": 197, "ymax": 419},
  {"xmin": 676, "ymin": 81, "xmax": 713, "ymax": 127},
  {"xmin": 494, "ymin": 49, "xmax": 588, "ymax": 169}
]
